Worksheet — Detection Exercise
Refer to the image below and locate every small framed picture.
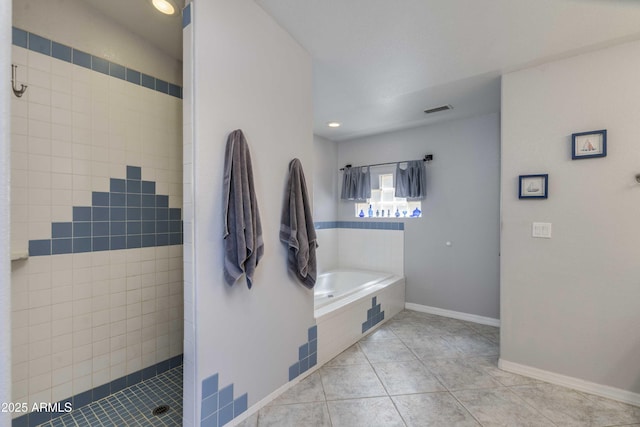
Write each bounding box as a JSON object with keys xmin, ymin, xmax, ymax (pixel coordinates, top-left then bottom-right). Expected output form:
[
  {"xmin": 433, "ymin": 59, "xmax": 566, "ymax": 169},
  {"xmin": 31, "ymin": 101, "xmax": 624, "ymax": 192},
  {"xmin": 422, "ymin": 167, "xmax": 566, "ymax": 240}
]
[
  {"xmin": 572, "ymin": 129, "xmax": 606, "ymax": 159},
  {"xmin": 519, "ymin": 174, "xmax": 548, "ymax": 199}
]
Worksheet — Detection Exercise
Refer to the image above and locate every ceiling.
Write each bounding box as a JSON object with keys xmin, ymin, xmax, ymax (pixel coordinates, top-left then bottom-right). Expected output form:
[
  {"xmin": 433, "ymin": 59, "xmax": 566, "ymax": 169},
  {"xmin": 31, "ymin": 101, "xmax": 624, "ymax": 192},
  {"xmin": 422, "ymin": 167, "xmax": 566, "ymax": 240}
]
[
  {"xmin": 83, "ymin": 0, "xmax": 183, "ymax": 61},
  {"xmin": 92, "ymin": 0, "xmax": 640, "ymax": 142},
  {"xmin": 255, "ymin": 0, "xmax": 640, "ymax": 141}
]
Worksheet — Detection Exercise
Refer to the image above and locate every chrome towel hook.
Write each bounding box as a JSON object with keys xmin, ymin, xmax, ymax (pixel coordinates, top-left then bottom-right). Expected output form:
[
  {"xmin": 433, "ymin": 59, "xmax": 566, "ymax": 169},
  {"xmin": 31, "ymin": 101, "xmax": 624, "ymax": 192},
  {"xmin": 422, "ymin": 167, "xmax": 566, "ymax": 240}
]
[{"xmin": 11, "ymin": 64, "xmax": 27, "ymax": 98}]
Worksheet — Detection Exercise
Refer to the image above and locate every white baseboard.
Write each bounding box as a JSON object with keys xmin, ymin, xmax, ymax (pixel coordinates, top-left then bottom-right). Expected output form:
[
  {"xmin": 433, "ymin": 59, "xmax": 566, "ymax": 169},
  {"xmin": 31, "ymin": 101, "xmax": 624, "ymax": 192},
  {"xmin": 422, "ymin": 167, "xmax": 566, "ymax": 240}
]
[
  {"xmin": 228, "ymin": 364, "xmax": 321, "ymax": 426},
  {"xmin": 499, "ymin": 359, "xmax": 640, "ymax": 407},
  {"xmin": 405, "ymin": 302, "xmax": 500, "ymax": 327}
]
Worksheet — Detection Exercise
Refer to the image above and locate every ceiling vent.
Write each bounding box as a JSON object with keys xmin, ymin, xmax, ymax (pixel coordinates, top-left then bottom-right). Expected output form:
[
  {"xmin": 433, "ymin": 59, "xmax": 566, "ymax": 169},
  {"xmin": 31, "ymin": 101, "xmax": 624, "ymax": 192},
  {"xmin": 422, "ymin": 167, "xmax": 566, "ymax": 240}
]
[{"xmin": 424, "ymin": 104, "xmax": 453, "ymax": 114}]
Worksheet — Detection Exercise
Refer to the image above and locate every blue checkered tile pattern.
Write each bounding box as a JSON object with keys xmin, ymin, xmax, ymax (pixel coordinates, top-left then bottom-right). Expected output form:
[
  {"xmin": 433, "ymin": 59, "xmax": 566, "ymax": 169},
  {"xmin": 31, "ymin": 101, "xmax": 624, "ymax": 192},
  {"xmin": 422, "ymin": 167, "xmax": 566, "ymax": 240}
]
[
  {"xmin": 28, "ymin": 166, "xmax": 183, "ymax": 256},
  {"xmin": 200, "ymin": 374, "xmax": 248, "ymax": 427},
  {"xmin": 288, "ymin": 325, "xmax": 318, "ymax": 381},
  {"xmin": 314, "ymin": 221, "xmax": 404, "ymax": 230},
  {"xmin": 362, "ymin": 296, "xmax": 385, "ymax": 333},
  {"xmin": 25, "ymin": 365, "xmax": 182, "ymax": 427}
]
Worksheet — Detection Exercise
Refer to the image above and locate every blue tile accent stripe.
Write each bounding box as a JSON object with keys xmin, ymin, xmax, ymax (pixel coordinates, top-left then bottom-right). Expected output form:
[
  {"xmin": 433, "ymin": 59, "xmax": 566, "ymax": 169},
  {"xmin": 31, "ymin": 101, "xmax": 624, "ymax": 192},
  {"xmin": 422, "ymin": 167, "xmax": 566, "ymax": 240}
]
[
  {"xmin": 12, "ymin": 27, "xmax": 182, "ymax": 99},
  {"xmin": 28, "ymin": 165, "xmax": 183, "ymax": 257},
  {"xmin": 183, "ymin": 3, "xmax": 192, "ymax": 28},
  {"xmin": 200, "ymin": 373, "xmax": 248, "ymax": 427},
  {"xmin": 314, "ymin": 221, "xmax": 404, "ymax": 230},
  {"xmin": 362, "ymin": 296, "xmax": 385, "ymax": 333},
  {"xmin": 11, "ymin": 354, "xmax": 183, "ymax": 427},
  {"xmin": 288, "ymin": 325, "xmax": 318, "ymax": 382}
]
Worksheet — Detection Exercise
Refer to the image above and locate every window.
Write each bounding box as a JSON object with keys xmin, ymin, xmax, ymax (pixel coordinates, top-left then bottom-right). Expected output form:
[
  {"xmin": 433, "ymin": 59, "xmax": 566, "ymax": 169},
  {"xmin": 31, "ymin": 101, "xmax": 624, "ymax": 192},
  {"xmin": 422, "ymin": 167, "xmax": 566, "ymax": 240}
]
[{"xmin": 354, "ymin": 173, "xmax": 422, "ymax": 218}]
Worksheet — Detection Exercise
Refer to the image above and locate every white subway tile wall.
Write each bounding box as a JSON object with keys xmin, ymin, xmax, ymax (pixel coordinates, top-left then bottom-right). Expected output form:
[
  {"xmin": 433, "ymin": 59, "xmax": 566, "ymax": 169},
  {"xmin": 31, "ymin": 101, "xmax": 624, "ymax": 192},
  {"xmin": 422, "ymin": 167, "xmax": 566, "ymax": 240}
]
[{"xmin": 10, "ymin": 41, "xmax": 183, "ymax": 416}]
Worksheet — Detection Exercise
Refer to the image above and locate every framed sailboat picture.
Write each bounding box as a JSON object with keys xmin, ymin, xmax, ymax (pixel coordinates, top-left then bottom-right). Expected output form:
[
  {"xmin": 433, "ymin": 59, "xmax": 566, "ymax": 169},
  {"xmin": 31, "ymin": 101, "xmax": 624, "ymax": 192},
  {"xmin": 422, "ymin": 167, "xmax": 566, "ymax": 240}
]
[
  {"xmin": 519, "ymin": 174, "xmax": 548, "ymax": 199},
  {"xmin": 572, "ymin": 129, "xmax": 606, "ymax": 159}
]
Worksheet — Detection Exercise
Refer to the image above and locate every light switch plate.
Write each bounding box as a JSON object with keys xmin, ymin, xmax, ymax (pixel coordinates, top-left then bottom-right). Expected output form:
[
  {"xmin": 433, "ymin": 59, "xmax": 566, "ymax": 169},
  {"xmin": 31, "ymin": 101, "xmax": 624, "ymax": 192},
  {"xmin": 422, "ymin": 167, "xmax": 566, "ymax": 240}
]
[{"xmin": 532, "ymin": 222, "xmax": 552, "ymax": 238}]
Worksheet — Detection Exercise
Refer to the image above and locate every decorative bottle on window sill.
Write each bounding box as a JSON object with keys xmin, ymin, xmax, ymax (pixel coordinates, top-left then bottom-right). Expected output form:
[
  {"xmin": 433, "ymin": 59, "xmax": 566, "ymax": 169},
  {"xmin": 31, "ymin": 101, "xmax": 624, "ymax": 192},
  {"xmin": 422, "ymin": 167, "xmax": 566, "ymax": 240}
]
[
  {"xmin": 359, "ymin": 209, "xmax": 365, "ymax": 218},
  {"xmin": 395, "ymin": 208, "xmax": 400, "ymax": 218},
  {"xmin": 368, "ymin": 205, "xmax": 373, "ymax": 217},
  {"xmin": 412, "ymin": 207, "xmax": 421, "ymax": 217},
  {"xmin": 387, "ymin": 209, "xmax": 391, "ymax": 217},
  {"xmin": 376, "ymin": 209, "xmax": 379, "ymax": 217}
]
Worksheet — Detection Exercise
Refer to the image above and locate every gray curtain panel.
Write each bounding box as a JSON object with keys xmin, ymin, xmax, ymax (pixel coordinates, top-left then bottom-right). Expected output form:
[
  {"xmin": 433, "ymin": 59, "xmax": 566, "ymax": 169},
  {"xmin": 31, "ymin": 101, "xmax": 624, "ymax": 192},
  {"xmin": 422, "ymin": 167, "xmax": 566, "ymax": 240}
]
[
  {"xmin": 395, "ymin": 160, "xmax": 426, "ymax": 199},
  {"xmin": 340, "ymin": 166, "xmax": 371, "ymax": 201}
]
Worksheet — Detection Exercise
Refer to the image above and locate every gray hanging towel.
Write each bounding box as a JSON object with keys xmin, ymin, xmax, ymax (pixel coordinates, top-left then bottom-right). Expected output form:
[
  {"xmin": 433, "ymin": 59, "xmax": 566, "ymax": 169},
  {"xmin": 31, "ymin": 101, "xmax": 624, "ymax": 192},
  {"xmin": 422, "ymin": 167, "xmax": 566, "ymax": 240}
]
[
  {"xmin": 340, "ymin": 166, "xmax": 371, "ymax": 201},
  {"xmin": 223, "ymin": 129, "xmax": 264, "ymax": 288},
  {"xmin": 395, "ymin": 160, "xmax": 427, "ymax": 199},
  {"xmin": 280, "ymin": 158, "xmax": 318, "ymax": 289}
]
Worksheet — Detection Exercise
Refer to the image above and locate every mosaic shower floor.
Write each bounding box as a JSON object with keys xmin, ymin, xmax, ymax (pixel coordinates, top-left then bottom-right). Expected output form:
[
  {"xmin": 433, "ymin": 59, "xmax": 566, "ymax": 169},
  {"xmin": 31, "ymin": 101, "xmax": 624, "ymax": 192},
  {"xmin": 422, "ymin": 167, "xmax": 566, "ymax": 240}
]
[{"xmin": 37, "ymin": 366, "xmax": 183, "ymax": 427}]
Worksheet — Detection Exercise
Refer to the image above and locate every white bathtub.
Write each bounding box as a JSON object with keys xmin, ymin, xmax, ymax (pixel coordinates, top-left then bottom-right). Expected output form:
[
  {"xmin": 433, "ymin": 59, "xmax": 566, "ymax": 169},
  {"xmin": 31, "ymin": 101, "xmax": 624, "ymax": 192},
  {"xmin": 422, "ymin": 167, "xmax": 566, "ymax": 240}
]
[
  {"xmin": 314, "ymin": 269, "xmax": 405, "ymax": 365},
  {"xmin": 314, "ymin": 269, "xmax": 396, "ymax": 309}
]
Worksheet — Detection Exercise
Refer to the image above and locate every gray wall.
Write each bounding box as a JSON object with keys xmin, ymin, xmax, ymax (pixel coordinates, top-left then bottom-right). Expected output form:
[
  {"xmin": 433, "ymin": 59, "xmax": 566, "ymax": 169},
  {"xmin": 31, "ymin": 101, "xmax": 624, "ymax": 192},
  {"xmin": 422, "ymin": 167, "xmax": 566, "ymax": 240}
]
[
  {"xmin": 501, "ymin": 40, "xmax": 640, "ymax": 395},
  {"xmin": 312, "ymin": 135, "xmax": 338, "ymax": 222},
  {"xmin": 338, "ymin": 113, "xmax": 500, "ymax": 319}
]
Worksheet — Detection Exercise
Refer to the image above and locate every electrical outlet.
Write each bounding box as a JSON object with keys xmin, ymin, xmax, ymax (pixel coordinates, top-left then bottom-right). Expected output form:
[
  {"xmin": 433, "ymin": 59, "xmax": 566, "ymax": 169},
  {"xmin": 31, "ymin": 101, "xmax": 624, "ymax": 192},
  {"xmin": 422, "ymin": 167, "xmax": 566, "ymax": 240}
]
[{"xmin": 532, "ymin": 222, "xmax": 552, "ymax": 238}]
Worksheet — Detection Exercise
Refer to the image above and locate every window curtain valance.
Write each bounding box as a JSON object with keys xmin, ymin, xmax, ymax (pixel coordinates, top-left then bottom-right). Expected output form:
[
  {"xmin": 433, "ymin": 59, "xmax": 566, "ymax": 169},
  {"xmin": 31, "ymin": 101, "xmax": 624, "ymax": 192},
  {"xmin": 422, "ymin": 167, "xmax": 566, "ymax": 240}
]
[{"xmin": 340, "ymin": 166, "xmax": 371, "ymax": 201}]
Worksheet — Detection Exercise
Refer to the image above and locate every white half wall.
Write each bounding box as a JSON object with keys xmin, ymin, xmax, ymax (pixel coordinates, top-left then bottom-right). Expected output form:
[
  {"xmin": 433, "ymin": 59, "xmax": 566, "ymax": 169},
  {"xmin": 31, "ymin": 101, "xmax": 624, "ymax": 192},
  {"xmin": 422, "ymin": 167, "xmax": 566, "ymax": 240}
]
[
  {"xmin": 501, "ymin": 39, "xmax": 640, "ymax": 396},
  {"xmin": 188, "ymin": 0, "xmax": 314, "ymax": 424}
]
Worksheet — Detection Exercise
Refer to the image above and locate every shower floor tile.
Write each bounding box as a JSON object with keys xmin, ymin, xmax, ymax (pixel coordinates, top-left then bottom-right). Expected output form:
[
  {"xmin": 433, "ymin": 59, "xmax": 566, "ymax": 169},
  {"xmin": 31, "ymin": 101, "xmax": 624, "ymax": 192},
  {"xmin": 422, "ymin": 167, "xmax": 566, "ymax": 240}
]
[{"xmin": 38, "ymin": 365, "xmax": 183, "ymax": 427}]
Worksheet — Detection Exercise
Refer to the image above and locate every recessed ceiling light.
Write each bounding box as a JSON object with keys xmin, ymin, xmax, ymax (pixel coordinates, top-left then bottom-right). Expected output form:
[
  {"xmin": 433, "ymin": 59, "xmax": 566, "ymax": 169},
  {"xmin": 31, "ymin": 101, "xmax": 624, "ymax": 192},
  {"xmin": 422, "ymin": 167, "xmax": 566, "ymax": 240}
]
[
  {"xmin": 152, "ymin": 0, "xmax": 176, "ymax": 15},
  {"xmin": 327, "ymin": 122, "xmax": 341, "ymax": 128}
]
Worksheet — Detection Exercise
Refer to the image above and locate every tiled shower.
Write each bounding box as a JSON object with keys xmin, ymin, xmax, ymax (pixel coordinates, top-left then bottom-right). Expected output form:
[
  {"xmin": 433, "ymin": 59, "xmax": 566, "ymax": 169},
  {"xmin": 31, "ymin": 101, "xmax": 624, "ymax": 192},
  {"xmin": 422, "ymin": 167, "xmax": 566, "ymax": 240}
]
[{"xmin": 9, "ymin": 11, "xmax": 184, "ymax": 426}]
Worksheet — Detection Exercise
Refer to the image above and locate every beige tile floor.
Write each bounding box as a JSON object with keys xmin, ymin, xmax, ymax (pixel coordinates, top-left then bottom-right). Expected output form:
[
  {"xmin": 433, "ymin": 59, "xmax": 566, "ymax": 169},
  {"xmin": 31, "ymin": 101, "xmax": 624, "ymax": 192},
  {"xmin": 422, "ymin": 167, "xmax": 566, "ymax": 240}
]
[{"xmin": 238, "ymin": 310, "xmax": 640, "ymax": 427}]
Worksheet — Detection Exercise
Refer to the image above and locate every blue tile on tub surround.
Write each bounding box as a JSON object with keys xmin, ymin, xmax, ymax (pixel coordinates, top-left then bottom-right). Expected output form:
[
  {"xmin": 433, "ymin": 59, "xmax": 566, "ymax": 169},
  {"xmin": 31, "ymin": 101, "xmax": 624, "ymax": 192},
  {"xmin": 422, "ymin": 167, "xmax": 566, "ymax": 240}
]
[
  {"xmin": 362, "ymin": 296, "xmax": 385, "ymax": 333},
  {"xmin": 28, "ymin": 165, "xmax": 183, "ymax": 256},
  {"xmin": 12, "ymin": 27, "xmax": 182, "ymax": 97},
  {"xmin": 315, "ymin": 220, "xmax": 404, "ymax": 231}
]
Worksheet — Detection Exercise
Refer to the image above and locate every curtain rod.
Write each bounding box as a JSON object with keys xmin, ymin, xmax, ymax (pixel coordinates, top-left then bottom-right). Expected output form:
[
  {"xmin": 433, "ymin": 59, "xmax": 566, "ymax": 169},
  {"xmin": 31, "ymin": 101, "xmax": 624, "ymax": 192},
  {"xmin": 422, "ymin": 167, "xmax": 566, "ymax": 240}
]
[{"xmin": 339, "ymin": 154, "xmax": 433, "ymax": 171}]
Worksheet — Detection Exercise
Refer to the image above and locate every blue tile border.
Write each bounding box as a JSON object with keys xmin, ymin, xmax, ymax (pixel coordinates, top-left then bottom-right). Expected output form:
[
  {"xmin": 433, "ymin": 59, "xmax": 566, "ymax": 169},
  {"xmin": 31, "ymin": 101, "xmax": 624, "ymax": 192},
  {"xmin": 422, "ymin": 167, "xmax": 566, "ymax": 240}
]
[
  {"xmin": 12, "ymin": 27, "xmax": 182, "ymax": 99},
  {"xmin": 183, "ymin": 3, "xmax": 192, "ymax": 28},
  {"xmin": 288, "ymin": 325, "xmax": 318, "ymax": 382},
  {"xmin": 28, "ymin": 165, "xmax": 183, "ymax": 257},
  {"xmin": 314, "ymin": 221, "xmax": 404, "ymax": 230},
  {"xmin": 362, "ymin": 296, "xmax": 385, "ymax": 333},
  {"xmin": 11, "ymin": 354, "xmax": 183, "ymax": 427},
  {"xmin": 200, "ymin": 372, "xmax": 248, "ymax": 427}
]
